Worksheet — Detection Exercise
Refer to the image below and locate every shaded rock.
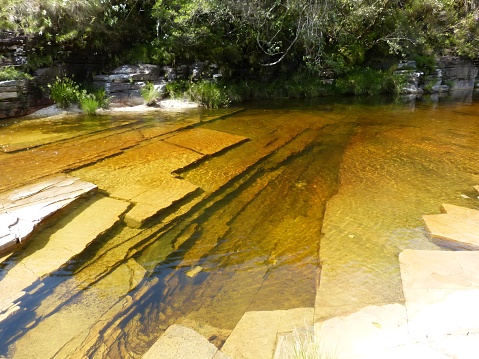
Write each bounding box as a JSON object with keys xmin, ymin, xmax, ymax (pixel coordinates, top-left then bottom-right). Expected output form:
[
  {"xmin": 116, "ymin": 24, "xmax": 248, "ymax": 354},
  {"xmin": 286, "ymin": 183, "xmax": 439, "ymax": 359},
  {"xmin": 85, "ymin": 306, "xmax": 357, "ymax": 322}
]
[
  {"xmin": 398, "ymin": 60, "xmax": 417, "ymax": 69},
  {"xmin": 439, "ymin": 56, "xmax": 478, "ymax": 90}
]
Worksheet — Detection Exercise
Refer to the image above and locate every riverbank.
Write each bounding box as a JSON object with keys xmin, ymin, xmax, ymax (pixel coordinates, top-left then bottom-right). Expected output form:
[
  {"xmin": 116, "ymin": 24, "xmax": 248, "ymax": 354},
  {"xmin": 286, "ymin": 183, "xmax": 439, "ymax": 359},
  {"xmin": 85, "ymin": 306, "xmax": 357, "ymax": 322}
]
[{"xmin": 25, "ymin": 98, "xmax": 199, "ymax": 119}]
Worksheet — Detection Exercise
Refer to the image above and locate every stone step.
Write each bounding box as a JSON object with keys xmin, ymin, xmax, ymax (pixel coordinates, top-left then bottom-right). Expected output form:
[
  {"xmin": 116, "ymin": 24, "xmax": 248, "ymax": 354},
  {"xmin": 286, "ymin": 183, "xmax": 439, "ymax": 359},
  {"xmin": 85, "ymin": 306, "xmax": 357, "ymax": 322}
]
[
  {"xmin": 0, "ymin": 174, "xmax": 97, "ymax": 254},
  {"xmin": 142, "ymin": 324, "xmax": 230, "ymax": 359},
  {"xmin": 274, "ymin": 249, "xmax": 479, "ymax": 359},
  {"xmin": 0, "ymin": 194, "xmax": 129, "ymax": 321},
  {"xmin": 399, "ymin": 249, "xmax": 479, "ymax": 355},
  {"xmin": 220, "ymin": 308, "xmax": 314, "ymax": 359},
  {"xmin": 423, "ymin": 203, "xmax": 479, "ymax": 250}
]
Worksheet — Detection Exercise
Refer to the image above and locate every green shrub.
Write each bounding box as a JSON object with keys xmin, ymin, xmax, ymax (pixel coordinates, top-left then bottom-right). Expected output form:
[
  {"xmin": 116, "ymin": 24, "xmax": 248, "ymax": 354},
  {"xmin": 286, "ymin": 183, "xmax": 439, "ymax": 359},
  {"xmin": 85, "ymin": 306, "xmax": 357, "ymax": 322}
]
[
  {"xmin": 94, "ymin": 88, "xmax": 110, "ymax": 109},
  {"xmin": 335, "ymin": 68, "xmax": 387, "ymax": 96},
  {"xmin": 0, "ymin": 66, "xmax": 33, "ymax": 81},
  {"xmin": 413, "ymin": 54, "xmax": 436, "ymax": 74},
  {"xmin": 383, "ymin": 72, "xmax": 409, "ymax": 95},
  {"xmin": 140, "ymin": 82, "xmax": 160, "ymax": 106},
  {"xmin": 79, "ymin": 93, "xmax": 99, "ymax": 115},
  {"xmin": 48, "ymin": 76, "xmax": 81, "ymax": 109},
  {"xmin": 187, "ymin": 80, "xmax": 230, "ymax": 108},
  {"xmin": 165, "ymin": 80, "xmax": 189, "ymax": 99}
]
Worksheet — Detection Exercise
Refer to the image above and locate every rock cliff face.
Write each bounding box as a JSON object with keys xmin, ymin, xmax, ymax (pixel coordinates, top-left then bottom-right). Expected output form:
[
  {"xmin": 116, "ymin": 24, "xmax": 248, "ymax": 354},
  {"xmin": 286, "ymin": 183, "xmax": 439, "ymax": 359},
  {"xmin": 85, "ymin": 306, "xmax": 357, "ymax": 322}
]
[{"xmin": 438, "ymin": 56, "xmax": 479, "ymax": 90}]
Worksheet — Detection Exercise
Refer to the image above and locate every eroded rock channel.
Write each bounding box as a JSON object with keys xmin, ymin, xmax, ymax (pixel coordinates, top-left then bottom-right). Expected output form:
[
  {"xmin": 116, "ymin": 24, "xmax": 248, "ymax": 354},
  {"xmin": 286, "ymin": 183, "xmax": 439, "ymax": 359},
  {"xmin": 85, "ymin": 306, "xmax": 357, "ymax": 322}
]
[{"xmin": 1, "ymin": 96, "xmax": 479, "ymax": 358}]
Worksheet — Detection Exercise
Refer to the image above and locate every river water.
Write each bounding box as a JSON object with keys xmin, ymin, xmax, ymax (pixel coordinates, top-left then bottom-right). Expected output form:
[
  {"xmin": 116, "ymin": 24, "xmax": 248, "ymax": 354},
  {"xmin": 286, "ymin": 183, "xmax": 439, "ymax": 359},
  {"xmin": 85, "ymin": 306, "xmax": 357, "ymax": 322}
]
[{"xmin": 1, "ymin": 92, "xmax": 479, "ymax": 358}]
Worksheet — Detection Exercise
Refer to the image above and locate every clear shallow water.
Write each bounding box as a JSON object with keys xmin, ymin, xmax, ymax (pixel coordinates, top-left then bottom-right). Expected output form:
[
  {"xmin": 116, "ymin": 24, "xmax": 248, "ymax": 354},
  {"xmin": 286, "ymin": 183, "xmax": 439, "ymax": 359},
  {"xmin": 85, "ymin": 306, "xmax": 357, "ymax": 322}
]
[{"xmin": 1, "ymin": 93, "xmax": 479, "ymax": 357}]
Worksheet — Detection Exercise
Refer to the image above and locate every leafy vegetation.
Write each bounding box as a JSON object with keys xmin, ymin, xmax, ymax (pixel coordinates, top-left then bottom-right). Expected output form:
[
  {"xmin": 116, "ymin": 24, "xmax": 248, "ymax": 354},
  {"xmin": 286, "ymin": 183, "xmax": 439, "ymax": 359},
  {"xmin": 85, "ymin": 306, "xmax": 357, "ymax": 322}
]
[
  {"xmin": 0, "ymin": 66, "xmax": 33, "ymax": 81},
  {"xmin": 2, "ymin": 0, "xmax": 478, "ymax": 99},
  {"xmin": 186, "ymin": 81, "xmax": 230, "ymax": 108},
  {"xmin": 140, "ymin": 82, "xmax": 161, "ymax": 106},
  {"xmin": 48, "ymin": 76, "xmax": 107, "ymax": 114},
  {"xmin": 48, "ymin": 76, "xmax": 81, "ymax": 109},
  {"xmin": 79, "ymin": 93, "xmax": 100, "ymax": 115}
]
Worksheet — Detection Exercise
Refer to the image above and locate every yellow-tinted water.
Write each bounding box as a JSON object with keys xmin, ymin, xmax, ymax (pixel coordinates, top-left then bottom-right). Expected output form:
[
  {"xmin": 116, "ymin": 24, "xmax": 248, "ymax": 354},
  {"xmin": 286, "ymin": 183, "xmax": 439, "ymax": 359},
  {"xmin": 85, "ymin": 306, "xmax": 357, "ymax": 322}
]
[{"xmin": 1, "ymin": 94, "xmax": 479, "ymax": 358}]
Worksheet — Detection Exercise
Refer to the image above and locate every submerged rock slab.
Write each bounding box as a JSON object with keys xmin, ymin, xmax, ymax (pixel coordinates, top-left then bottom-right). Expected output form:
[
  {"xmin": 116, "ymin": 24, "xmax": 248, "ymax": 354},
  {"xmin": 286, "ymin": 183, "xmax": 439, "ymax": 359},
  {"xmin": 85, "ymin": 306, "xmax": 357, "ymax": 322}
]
[
  {"xmin": 0, "ymin": 195, "xmax": 129, "ymax": 318},
  {"xmin": 165, "ymin": 128, "xmax": 248, "ymax": 155},
  {"xmin": 423, "ymin": 203, "xmax": 479, "ymax": 250},
  {"xmin": 0, "ymin": 174, "xmax": 97, "ymax": 254},
  {"xmin": 124, "ymin": 178, "xmax": 199, "ymax": 228}
]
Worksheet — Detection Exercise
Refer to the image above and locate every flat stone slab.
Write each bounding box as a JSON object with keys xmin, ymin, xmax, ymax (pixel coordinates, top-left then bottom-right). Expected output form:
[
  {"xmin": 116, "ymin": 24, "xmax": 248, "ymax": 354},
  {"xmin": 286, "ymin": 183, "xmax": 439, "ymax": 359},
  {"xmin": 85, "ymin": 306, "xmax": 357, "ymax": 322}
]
[
  {"xmin": 423, "ymin": 204, "xmax": 479, "ymax": 249},
  {"xmin": 164, "ymin": 128, "xmax": 248, "ymax": 155},
  {"xmin": 274, "ymin": 249, "xmax": 479, "ymax": 358},
  {"xmin": 277, "ymin": 303, "xmax": 474, "ymax": 359},
  {"xmin": 305, "ymin": 304, "xmax": 450, "ymax": 359},
  {"xmin": 220, "ymin": 308, "xmax": 314, "ymax": 359},
  {"xmin": 142, "ymin": 324, "xmax": 229, "ymax": 359},
  {"xmin": 0, "ymin": 174, "xmax": 97, "ymax": 254},
  {"xmin": 400, "ymin": 249, "xmax": 479, "ymax": 343},
  {"xmin": 0, "ymin": 195, "xmax": 129, "ymax": 317}
]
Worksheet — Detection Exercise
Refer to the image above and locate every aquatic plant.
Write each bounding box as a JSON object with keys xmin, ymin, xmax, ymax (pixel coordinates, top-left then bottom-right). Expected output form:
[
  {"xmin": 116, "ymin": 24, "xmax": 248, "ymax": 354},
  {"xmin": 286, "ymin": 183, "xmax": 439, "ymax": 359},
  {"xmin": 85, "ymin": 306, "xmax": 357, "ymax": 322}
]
[
  {"xmin": 79, "ymin": 93, "xmax": 99, "ymax": 115},
  {"xmin": 94, "ymin": 88, "xmax": 111, "ymax": 109},
  {"xmin": 48, "ymin": 76, "xmax": 81, "ymax": 109},
  {"xmin": 186, "ymin": 80, "xmax": 230, "ymax": 108},
  {"xmin": 165, "ymin": 80, "xmax": 188, "ymax": 99},
  {"xmin": 140, "ymin": 82, "xmax": 160, "ymax": 106}
]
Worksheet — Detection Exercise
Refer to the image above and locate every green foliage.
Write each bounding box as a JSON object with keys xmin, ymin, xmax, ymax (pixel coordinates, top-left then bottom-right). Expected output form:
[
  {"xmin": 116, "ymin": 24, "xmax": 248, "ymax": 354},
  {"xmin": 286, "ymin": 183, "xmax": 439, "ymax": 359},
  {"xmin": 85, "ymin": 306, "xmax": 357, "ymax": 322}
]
[
  {"xmin": 140, "ymin": 82, "xmax": 161, "ymax": 106},
  {"xmin": 186, "ymin": 81, "xmax": 230, "ymax": 108},
  {"xmin": 48, "ymin": 76, "xmax": 107, "ymax": 113},
  {"xmin": 335, "ymin": 68, "xmax": 389, "ymax": 96},
  {"xmin": 94, "ymin": 89, "xmax": 110, "ymax": 110},
  {"xmin": 413, "ymin": 54, "xmax": 437, "ymax": 74},
  {"xmin": 48, "ymin": 76, "xmax": 81, "ymax": 109},
  {"xmin": 79, "ymin": 93, "xmax": 99, "ymax": 115},
  {"xmin": 0, "ymin": 66, "xmax": 32, "ymax": 81},
  {"xmin": 1, "ymin": 0, "xmax": 154, "ymax": 70},
  {"xmin": 165, "ymin": 80, "xmax": 189, "ymax": 99},
  {"xmin": 3, "ymin": 0, "xmax": 476, "ymax": 90}
]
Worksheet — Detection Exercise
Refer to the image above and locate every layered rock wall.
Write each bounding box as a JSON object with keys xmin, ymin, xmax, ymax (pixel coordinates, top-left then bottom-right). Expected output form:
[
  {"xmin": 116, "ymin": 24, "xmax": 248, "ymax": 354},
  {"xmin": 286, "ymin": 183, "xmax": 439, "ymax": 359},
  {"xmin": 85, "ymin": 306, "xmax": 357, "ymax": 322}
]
[{"xmin": 439, "ymin": 56, "xmax": 479, "ymax": 90}]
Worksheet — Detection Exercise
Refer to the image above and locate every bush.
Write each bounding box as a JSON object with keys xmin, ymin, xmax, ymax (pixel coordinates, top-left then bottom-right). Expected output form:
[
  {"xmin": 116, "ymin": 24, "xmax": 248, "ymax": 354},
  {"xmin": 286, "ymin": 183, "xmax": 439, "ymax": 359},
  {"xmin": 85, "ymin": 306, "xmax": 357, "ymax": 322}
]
[
  {"xmin": 94, "ymin": 88, "xmax": 111, "ymax": 109},
  {"xmin": 335, "ymin": 68, "xmax": 387, "ymax": 96},
  {"xmin": 187, "ymin": 80, "xmax": 230, "ymax": 108},
  {"xmin": 79, "ymin": 93, "xmax": 99, "ymax": 115},
  {"xmin": 48, "ymin": 76, "xmax": 109, "ymax": 113},
  {"xmin": 0, "ymin": 66, "xmax": 33, "ymax": 81},
  {"xmin": 140, "ymin": 82, "xmax": 160, "ymax": 106},
  {"xmin": 165, "ymin": 80, "xmax": 189, "ymax": 99},
  {"xmin": 48, "ymin": 76, "xmax": 81, "ymax": 109}
]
